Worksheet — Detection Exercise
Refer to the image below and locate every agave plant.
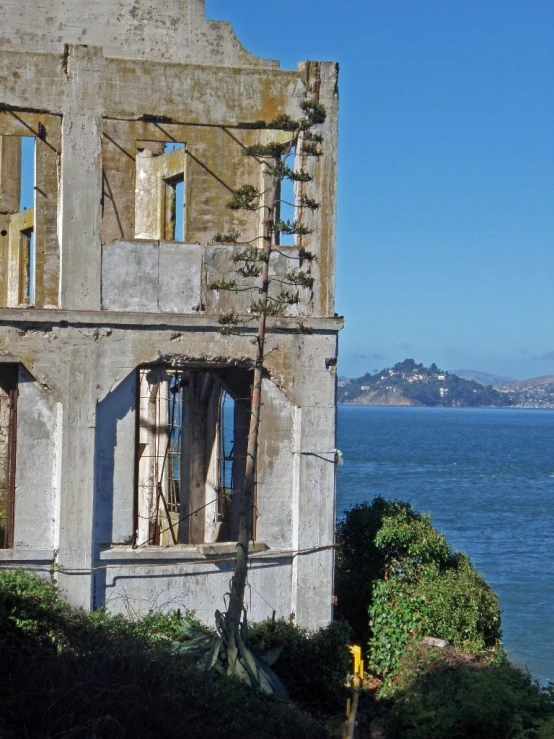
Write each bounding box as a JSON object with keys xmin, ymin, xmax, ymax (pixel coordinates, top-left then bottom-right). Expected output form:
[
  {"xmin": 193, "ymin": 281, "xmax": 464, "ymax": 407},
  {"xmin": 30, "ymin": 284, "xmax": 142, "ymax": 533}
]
[{"xmin": 173, "ymin": 610, "xmax": 286, "ymax": 696}]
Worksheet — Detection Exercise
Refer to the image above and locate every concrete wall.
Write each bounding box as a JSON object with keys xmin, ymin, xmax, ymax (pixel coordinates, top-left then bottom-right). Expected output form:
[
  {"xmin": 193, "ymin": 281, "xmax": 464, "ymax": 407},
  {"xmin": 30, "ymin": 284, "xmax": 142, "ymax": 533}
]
[
  {"xmin": 12, "ymin": 367, "xmax": 60, "ymax": 552},
  {"xmin": 101, "ymin": 242, "xmax": 203, "ymax": 313},
  {"xmin": 0, "ymin": 0, "xmax": 279, "ymax": 68},
  {"xmin": 98, "ymin": 552, "xmax": 294, "ymax": 625},
  {"xmin": 0, "ymin": 50, "xmax": 338, "ymax": 316},
  {"xmin": 0, "ymin": 311, "xmax": 340, "ymax": 626},
  {"xmin": 0, "ymin": 1, "xmax": 341, "ymax": 630},
  {"xmin": 102, "ymin": 241, "xmax": 313, "ymax": 316}
]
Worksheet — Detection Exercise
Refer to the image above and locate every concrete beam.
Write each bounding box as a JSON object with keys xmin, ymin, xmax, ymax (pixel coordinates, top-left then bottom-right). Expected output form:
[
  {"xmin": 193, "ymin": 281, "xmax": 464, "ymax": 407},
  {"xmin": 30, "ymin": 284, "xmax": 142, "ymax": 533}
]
[{"xmin": 0, "ymin": 307, "xmax": 344, "ymax": 333}]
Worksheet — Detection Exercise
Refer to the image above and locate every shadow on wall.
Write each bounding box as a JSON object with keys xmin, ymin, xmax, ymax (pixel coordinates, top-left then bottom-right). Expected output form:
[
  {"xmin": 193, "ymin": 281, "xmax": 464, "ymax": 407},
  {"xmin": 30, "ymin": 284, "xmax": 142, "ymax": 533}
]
[{"xmin": 92, "ymin": 371, "xmax": 136, "ymax": 607}]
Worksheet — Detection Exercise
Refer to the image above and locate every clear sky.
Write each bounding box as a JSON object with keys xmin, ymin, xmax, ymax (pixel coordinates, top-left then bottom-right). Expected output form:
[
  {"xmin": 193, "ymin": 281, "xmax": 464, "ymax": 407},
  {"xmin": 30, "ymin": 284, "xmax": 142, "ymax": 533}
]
[{"xmin": 206, "ymin": 1, "xmax": 554, "ymax": 380}]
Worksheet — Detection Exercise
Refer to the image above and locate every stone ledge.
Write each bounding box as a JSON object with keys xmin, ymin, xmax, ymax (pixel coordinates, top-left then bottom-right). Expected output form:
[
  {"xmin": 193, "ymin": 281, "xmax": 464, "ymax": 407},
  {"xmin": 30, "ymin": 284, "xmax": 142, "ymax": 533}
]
[
  {"xmin": 0, "ymin": 308, "xmax": 343, "ymax": 333},
  {"xmin": 0, "ymin": 549, "xmax": 54, "ymax": 562},
  {"xmin": 98, "ymin": 542, "xmax": 269, "ymax": 562}
]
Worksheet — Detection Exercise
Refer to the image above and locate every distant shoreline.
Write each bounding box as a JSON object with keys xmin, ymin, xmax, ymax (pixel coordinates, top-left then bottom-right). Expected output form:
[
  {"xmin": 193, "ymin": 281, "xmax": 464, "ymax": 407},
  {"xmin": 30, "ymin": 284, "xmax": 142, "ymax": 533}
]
[{"xmin": 338, "ymin": 360, "xmax": 554, "ymax": 409}]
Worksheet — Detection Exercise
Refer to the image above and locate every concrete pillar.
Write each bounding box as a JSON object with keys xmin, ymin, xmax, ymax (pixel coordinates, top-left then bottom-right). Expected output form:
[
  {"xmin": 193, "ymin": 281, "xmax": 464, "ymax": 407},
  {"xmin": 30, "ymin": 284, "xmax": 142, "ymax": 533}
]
[
  {"xmin": 0, "ymin": 215, "xmax": 10, "ymax": 306},
  {"xmin": 291, "ymin": 404, "xmax": 337, "ymax": 629},
  {"xmin": 297, "ymin": 61, "xmax": 339, "ymax": 318},
  {"xmin": 56, "ymin": 345, "xmax": 98, "ymax": 609},
  {"xmin": 0, "ymin": 136, "xmax": 21, "ymax": 215},
  {"xmin": 0, "ymin": 137, "xmax": 22, "ymax": 307},
  {"xmin": 59, "ymin": 45, "xmax": 103, "ymax": 310},
  {"xmin": 185, "ymin": 373, "xmax": 209, "ymax": 544},
  {"xmin": 35, "ymin": 130, "xmax": 61, "ymax": 308}
]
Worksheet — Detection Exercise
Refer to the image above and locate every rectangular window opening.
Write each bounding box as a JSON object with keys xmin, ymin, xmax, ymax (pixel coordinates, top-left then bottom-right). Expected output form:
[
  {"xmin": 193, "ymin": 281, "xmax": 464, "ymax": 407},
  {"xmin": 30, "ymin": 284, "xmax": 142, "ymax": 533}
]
[
  {"xmin": 20, "ymin": 227, "xmax": 35, "ymax": 306},
  {"xmin": 134, "ymin": 141, "xmax": 186, "ymax": 242},
  {"xmin": 2, "ymin": 135, "xmax": 36, "ymax": 307},
  {"xmin": 216, "ymin": 391, "xmax": 235, "ymax": 539},
  {"xmin": 167, "ymin": 374, "xmax": 183, "ymax": 517},
  {"xmin": 174, "ymin": 178, "xmax": 184, "ymax": 242},
  {"xmin": 277, "ymin": 147, "xmax": 296, "ymax": 247},
  {"xmin": 20, "ymin": 136, "xmax": 35, "ymax": 211},
  {"xmin": 135, "ymin": 367, "xmax": 248, "ymax": 548},
  {"xmin": 164, "ymin": 175, "xmax": 185, "ymax": 242}
]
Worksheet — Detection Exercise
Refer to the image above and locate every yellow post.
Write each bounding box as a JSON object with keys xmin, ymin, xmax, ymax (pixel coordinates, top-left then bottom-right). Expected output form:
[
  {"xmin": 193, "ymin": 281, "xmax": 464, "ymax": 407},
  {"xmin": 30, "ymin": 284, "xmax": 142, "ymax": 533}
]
[{"xmin": 343, "ymin": 646, "xmax": 364, "ymax": 739}]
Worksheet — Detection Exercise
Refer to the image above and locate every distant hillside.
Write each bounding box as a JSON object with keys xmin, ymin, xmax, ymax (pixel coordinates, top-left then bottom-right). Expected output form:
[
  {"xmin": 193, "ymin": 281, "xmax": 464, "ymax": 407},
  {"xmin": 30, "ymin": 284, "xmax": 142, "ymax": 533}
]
[
  {"xmin": 339, "ymin": 359, "xmax": 512, "ymax": 408},
  {"xmin": 508, "ymin": 374, "xmax": 554, "ymax": 390},
  {"xmin": 504, "ymin": 375, "xmax": 554, "ymax": 408},
  {"xmin": 451, "ymin": 369, "xmax": 517, "ymax": 387}
]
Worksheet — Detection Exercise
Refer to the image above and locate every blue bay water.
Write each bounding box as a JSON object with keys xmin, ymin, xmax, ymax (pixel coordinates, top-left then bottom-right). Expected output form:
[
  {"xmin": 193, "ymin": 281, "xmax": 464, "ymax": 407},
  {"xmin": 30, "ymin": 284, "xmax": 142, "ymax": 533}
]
[{"xmin": 336, "ymin": 405, "xmax": 554, "ymax": 684}]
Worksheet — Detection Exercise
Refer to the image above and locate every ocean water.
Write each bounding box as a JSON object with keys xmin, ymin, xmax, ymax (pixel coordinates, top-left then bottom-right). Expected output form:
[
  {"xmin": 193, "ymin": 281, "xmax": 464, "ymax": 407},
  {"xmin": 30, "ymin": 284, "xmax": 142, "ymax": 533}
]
[{"xmin": 336, "ymin": 405, "xmax": 554, "ymax": 684}]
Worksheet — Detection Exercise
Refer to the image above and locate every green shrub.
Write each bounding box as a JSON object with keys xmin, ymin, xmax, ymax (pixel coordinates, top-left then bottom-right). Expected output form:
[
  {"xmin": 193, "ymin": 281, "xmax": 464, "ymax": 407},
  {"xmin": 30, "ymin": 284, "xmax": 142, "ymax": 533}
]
[
  {"xmin": 249, "ymin": 618, "xmax": 352, "ymax": 715},
  {"xmin": 83, "ymin": 604, "xmax": 208, "ymax": 646},
  {"xmin": 336, "ymin": 498, "xmax": 503, "ymax": 678},
  {"xmin": 413, "ymin": 554, "xmax": 501, "ymax": 648},
  {"xmin": 335, "ymin": 496, "xmax": 393, "ymax": 646},
  {"xmin": 369, "ymin": 557, "xmax": 502, "ymax": 676},
  {"xmin": 382, "ymin": 646, "xmax": 554, "ymax": 739},
  {"xmin": 0, "ymin": 569, "xmax": 71, "ymax": 650},
  {"xmin": 0, "ymin": 571, "xmax": 329, "ymax": 738}
]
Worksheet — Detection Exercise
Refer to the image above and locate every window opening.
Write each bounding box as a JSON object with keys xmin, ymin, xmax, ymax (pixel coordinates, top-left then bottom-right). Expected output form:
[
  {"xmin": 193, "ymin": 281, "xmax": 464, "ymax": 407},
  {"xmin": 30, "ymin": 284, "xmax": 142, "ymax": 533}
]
[
  {"xmin": 277, "ymin": 147, "xmax": 296, "ymax": 246},
  {"xmin": 137, "ymin": 369, "xmax": 182, "ymax": 546},
  {"xmin": 20, "ymin": 227, "xmax": 35, "ymax": 306},
  {"xmin": 0, "ymin": 365, "xmax": 17, "ymax": 549},
  {"xmin": 167, "ymin": 374, "xmax": 183, "ymax": 518},
  {"xmin": 174, "ymin": 179, "xmax": 184, "ymax": 242},
  {"xmin": 136, "ymin": 368, "xmax": 246, "ymax": 547},
  {"xmin": 2, "ymin": 135, "xmax": 36, "ymax": 306},
  {"xmin": 163, "ymin": 174, "xmax": 184, "ymax": 242},
  {"xmin": 134, "ymin": 141, "xmax": 186, "ymax": 241},
  {"xmin": 163, "ymin": 143, "xmax": 185, "ymax": 153},
  {"xmin": 20, "ymin": 136, "xmax": 35, "ymax": 210},
  {"xmin": 217, "ymin": 391, "xmax": 235, "ymax": 529}
]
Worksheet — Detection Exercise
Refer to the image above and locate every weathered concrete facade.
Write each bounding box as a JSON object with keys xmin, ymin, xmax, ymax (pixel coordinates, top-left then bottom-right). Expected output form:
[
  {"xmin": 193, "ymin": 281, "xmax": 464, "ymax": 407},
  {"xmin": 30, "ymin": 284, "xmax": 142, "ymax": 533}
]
[{"xmin": 0, "ymin": 0, "xmax": 340, "ymax": 628}]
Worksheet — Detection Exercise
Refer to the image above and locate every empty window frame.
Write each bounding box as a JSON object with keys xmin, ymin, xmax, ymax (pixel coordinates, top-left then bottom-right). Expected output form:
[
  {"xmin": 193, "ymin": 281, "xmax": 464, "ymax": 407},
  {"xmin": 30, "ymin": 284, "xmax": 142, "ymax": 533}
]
[
  {"xmin": 1, "ymin": 136, "xmax": 36, "ymax": 306},
  {"xmin": 276, "ymin": 146, "xmax": 297, "ymax": 247},
  {"xmin": 134, "ymin": 142, "xmax": 186, "ymax": 241},
  {"xmin": 135, "ymin": 367, "xmax": 249, "ymax": 547},
  {"xmin": 0, "ymin": 365, "xmax": 17, "ymax": 549}
]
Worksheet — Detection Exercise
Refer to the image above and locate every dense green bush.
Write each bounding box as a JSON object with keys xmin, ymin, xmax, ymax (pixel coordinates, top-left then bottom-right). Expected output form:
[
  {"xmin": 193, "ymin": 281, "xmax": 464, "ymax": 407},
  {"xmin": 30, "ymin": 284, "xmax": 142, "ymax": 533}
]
[
  {"xmin": 0, "ymin": 571, "xmax": 329, "ymax": 739},
  {"xmin": 249, "ymin": 618, "xmax": 352, "ymax": 714},
  {"xmin": 0, "ymin": 568, "xmax": 71, "ymax": 649},
  {"xmin": 381, "ymin": 645, "xmax": 554, "ymax": 739},
  {"xmin": 335, "ymin": 496, "xmax": 392, "ymax": 646},
  {"xmin": 336, "ymin": 498, "xmax": 502, "ymax": 678}
]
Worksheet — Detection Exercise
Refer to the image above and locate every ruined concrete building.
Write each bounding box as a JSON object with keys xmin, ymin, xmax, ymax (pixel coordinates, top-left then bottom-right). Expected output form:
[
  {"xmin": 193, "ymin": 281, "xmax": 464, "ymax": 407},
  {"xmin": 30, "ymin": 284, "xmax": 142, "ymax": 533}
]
[{"xmin": 0, "ymin": 0, "xmax": 340, "ymax": 628}]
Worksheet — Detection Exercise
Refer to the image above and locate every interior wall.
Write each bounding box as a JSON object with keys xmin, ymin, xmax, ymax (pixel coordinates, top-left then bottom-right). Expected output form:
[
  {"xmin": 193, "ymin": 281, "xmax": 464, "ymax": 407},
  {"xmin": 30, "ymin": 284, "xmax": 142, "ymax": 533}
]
[{"xmin": 13, "ymin": 366, "xmax": 60, "ymax": 551}]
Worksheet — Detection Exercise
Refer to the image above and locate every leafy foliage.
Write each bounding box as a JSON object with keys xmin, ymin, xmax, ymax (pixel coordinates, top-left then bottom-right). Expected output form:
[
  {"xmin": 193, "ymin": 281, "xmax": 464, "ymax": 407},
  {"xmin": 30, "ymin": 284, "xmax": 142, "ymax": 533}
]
[
  {"xmin": 0, "ymin": 571, "xmax": 329, "ymax": 739},
  {"xmin": 335, "ymin": 498, "xmax": 503, "ymax": 680},
  {"xmin": 335, "ymin": 496, "xmax": 392, "ymax": 647},
  {"xmin": 248, "ymin": 619, "xmax": 352, "ymax": 715},
  {"xmin": 0, "ymin": 568, "xmax": 71, "ymax": 648},
  {"xmin": 212, "ymin": 229, "xmax": 241, "ymax": 243},
  {"xmin": 382, "ymin": 645, "xmax": 554, "ymax": 739},
  {"xmin": 226, "ymin": 185, "xmax": 261, "ymax": 211}
]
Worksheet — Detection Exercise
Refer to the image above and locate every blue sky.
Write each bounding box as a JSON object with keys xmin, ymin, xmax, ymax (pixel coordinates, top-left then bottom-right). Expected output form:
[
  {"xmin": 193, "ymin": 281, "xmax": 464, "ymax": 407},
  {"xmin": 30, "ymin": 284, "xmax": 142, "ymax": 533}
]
[{"xmin": 207, "ymin": 2, "xmax": 554, "ymax": 380}]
